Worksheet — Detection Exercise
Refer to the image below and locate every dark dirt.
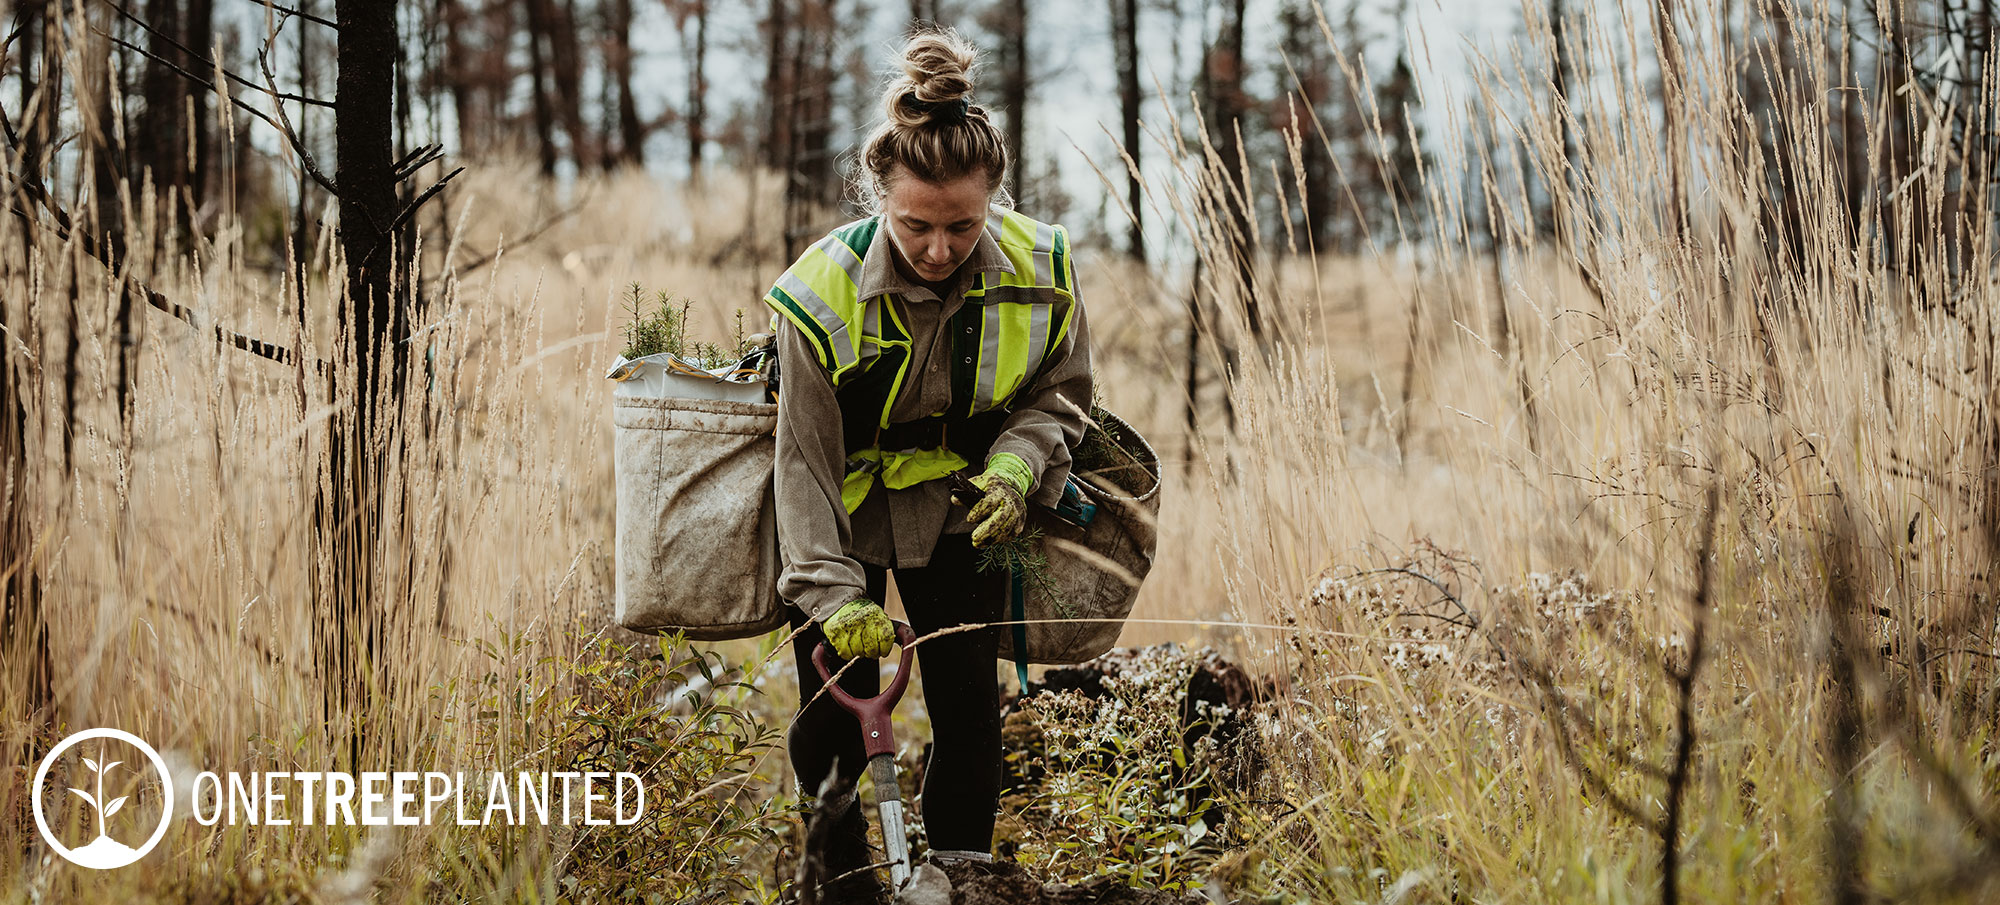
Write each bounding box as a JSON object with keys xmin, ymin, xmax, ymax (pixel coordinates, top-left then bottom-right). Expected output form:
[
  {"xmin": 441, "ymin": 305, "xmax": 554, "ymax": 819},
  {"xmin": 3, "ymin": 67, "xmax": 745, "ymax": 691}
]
[{"xmin": 939, "ymin": 859, "xmax": 1209, "ymax": 905}]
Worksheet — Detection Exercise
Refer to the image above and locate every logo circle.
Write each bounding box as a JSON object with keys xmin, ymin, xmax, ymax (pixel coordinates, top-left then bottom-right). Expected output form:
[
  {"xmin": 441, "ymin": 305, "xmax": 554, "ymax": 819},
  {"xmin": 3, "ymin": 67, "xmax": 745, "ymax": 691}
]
[{"xmin": 32, "ymin": 728, "xmax": 175, "ymax": 870}]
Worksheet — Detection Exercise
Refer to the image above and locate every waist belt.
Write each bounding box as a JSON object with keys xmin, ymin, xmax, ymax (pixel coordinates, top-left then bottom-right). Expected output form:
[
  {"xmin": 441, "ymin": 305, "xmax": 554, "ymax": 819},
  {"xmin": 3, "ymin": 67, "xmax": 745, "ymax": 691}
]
[{"xmin": 862, "ymin": 410, "xmax": 1010, "ymax": 459}]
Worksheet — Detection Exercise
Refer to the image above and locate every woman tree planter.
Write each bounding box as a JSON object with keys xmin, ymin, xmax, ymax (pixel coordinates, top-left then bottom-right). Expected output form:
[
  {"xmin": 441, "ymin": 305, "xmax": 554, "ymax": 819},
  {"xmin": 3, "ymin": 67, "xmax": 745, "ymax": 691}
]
[{"xmin": 762, "ymin": 27, "xmax": 1094, "ymax": 903}]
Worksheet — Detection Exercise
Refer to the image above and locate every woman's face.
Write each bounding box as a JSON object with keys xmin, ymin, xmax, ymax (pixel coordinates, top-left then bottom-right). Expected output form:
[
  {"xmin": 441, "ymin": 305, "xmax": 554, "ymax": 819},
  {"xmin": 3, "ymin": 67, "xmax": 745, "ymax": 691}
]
[{"xmin": 882, "ymin": 164, "xmax": 991, "ymax": 285}]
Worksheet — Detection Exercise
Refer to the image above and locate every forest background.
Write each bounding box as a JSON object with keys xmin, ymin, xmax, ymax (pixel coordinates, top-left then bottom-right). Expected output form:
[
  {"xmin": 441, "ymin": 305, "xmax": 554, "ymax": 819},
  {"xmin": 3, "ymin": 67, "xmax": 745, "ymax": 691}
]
[{"xmin": 5, "ymin": 0, "xmax": 2000, "ymax": 902}]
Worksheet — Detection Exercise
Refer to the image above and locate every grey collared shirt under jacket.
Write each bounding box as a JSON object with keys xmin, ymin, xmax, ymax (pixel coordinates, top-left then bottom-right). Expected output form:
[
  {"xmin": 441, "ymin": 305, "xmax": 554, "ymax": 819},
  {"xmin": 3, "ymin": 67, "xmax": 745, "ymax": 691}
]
[{"xmin": 773, "ymin": 215, "xmax": 1094, "ymax": 621}]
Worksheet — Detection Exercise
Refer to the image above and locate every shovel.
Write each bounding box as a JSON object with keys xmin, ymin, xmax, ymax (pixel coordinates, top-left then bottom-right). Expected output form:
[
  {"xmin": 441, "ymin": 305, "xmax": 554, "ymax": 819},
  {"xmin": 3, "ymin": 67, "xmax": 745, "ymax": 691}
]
[{"xmin": 812, "ymin": 620, "xmax": 919, "ymax": 890}]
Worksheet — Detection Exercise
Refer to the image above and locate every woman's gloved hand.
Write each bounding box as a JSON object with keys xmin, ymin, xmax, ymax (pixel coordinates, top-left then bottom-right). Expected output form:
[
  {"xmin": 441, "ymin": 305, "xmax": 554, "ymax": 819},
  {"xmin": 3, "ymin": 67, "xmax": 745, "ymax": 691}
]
[
  {"xmin": 966, "ymin": 452, "xmax": 1033, "ymax": 548},
  {"xmin": 823, "ymin": 599, "xmax": 896, "ymax": 659}
]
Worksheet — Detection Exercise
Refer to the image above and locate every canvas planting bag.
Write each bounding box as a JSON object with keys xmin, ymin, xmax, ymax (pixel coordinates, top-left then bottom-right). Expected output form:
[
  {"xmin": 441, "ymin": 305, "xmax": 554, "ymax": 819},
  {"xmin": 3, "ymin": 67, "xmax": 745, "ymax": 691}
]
[
  {"xmin": 1001, "ymin": 408, "xmax": 1162, "ymax": 664},
  {"xmin": 608, "ymin": 351, "xmax": 786, "ymax": 639}
]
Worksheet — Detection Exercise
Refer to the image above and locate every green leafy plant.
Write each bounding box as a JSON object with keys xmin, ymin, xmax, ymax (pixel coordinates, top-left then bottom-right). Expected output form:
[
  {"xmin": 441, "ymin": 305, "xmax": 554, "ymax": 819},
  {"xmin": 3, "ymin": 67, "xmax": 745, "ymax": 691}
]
[
  {"xmin": 422, "ymin": 625, "xmax": 788, "ymax": 905},
  {"xmin": 554, "ymin": 631, "xmax": 785, "ymax": 903}
]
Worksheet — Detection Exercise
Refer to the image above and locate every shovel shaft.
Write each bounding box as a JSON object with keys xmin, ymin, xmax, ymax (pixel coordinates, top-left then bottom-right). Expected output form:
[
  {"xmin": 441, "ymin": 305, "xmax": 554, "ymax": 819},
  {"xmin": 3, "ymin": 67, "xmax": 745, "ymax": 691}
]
[
  {"xmin": 813, "ymin": 624, "xmax": 918, "ymax": 890},
  {"xmin": 869, "ymin": 753, "xmax": 911, "ymax": 888}
]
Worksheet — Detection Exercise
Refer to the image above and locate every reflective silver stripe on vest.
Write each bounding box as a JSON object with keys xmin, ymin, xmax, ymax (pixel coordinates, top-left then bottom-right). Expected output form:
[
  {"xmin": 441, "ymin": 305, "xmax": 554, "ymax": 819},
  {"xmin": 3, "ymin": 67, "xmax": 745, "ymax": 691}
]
[
  {"xmin": 1032, "ymin": 221, "xmax": 1056, "ymax": 286},
  {"xmin": 1019, "ymin": 299, "xmax": 1054, "ymax": 389},
  {"xmin": 776, "ymin": 271, "xmax": 857, "ymax": 370},
  {"xmin": 986, "ymin": 209, "xmax": 1006, "ymax": 241},
  {"xmin": 973, "ymin": 303, "xmax": 1007, "ymax": 413},
  {"xmin": 859, "ymin": 297, "xmax": 884, "ymax": 360},
  {"xmin": 815, "ymin": 232, "xmax": 866, "ymax": 286}
]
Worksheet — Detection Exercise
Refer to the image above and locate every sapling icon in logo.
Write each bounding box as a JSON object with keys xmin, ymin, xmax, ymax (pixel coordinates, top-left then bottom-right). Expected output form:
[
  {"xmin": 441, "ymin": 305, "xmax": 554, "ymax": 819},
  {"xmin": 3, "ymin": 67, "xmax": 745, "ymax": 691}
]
[{"xmin": 32, "ymin": 728, "xmax": 174, "ymax": 870}]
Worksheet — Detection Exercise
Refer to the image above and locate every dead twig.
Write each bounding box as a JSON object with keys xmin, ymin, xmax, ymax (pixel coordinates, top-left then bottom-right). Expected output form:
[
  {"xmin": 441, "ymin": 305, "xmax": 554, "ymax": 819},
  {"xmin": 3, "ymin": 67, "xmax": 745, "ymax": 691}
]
[
  {"xmin": 101, "ymin": 0, "xmax": 333, "ymax": 108},
  {"xmin": 1661, "ymin": 484, "xmax": 1719, "ymax": 905}
]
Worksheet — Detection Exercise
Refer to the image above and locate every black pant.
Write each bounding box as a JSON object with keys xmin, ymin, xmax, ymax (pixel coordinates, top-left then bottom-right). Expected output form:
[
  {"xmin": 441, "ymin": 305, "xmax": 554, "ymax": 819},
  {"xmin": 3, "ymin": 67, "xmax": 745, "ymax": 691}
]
[{"xmin": 789, "ymin": 533, "xmax": 1005, "ymax": 861}]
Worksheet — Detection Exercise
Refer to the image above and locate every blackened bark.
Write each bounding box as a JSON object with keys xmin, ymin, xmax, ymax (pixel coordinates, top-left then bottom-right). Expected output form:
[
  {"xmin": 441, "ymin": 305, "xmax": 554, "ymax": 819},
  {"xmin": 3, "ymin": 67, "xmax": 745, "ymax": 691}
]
[
  {"xmin": 92, "ymin": 26, "xmax": 133, "ymax": 273},
  {"xmin": 688, "ymin": 0, "xmax": 707, "ymax": 179},
  {"xmin": 539, "ymin": 0, "xmax": 592, "ymax": 169},
  {"xmin": 763, "ymin": 0, "xmax": 790, "ymax": 169},
  {"xmin": 15, "ymin": 0, "xmax": 50, "ymax": 187},
  {"xmin": 0, "ymin": 311, "xmax": 53, "ymax": 721},
  {"xmin": 138, "ymin": 0, "xmax": 189, "ymax": 233},
  {"xmin": 0, "ymin": 2, "xmax": 54, "ymax": 709},
  {"xmin": 440, "ymin": 0, "xmax": 476, "ymax": 153},
  {"xmin": 1276, "ymin": 0, "xmax": 1330, "ymax": 251},
  {"xmin": 331, "ymin": 0, "xmax": 405, "ymax": 736},
  {"xmin": 793, "ymin": 0, "xmax": 837, "ymax": 205},
  {"xmin": 607, "ymin": 0, "xmax": 643, "ymax": 165},
  {"xmin": 1112, "ymin": 0, "xmax": 1142, "ymax": 262},
  {"xmin": 1207, "ymin": 0, "xmax": 1257, "ymax": 344},
  {"xmin": 524, "ymin": 0, "xmax": 558, "ymax": 175},
  {"xmin": 1002, "ymin": 0, "xmax": 1026, "ymax": 205},
  {"xmin": 185, "ymin": 0, "xmax": 213, "ymax": 210}
]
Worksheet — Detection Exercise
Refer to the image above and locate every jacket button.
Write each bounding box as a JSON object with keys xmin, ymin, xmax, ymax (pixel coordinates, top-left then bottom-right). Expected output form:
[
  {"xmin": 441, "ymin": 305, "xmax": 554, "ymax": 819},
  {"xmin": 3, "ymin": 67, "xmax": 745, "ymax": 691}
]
[{"xmin": 963, "ymin": 357, "xmax": 972, "ymax": 364}]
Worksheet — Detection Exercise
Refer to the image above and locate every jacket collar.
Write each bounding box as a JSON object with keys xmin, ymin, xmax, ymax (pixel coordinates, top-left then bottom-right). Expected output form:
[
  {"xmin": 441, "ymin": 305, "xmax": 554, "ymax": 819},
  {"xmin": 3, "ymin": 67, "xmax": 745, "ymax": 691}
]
[{"xmin": 856, "ymin": 209, "xmax": 1016, "ymax": 303}]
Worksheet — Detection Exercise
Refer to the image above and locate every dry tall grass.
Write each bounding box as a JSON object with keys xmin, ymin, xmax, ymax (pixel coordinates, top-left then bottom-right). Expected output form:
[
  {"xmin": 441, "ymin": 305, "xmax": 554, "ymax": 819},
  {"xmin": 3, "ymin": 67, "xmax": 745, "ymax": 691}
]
[{"xmin": 3, "ymin": 0, "xmax": 1999, "ymax": 901}]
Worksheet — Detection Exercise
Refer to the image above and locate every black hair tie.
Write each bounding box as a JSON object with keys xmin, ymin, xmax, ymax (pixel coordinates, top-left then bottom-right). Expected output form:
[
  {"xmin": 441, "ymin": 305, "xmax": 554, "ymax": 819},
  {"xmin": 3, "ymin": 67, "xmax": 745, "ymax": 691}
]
[{"xmin": 904, "ymin": 93, "xmax": 971, "ymax": 125}]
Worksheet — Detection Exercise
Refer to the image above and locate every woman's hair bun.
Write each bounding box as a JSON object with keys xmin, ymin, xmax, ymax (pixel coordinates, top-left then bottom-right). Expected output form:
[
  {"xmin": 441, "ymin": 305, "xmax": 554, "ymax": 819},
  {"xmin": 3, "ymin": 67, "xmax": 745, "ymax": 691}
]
[
  {"xmin": 858, "ymin": 25, "xmax": 1009, "ymax": 205},
  {"xmin": 886, "ymin": 28, "xmax": 980, "ymax": 129}
]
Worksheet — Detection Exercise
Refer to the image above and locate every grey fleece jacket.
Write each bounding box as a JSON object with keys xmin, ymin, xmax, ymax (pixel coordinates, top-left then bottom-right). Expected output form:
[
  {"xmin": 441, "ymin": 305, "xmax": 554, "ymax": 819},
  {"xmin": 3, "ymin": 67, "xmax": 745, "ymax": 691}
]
[{"xmin": 771, "ymin": 214, "xmax": 1093, "ymax": 622}]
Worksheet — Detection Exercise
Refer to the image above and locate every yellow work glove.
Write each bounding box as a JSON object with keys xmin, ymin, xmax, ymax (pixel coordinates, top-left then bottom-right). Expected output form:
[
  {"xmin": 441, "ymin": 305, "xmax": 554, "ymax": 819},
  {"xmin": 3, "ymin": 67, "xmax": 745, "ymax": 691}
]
[
  {"xmin": 823, "ymin": 599, "xmax": 895, "ymax": 660},
  {"xmin": 966, "ymin": 452, "xmax": 1033, "ymax": 548}
]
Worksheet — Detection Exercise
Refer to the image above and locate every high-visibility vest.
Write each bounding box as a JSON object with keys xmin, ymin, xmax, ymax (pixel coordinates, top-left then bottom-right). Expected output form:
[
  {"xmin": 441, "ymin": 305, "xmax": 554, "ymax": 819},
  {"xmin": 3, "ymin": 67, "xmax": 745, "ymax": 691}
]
[{"xmin": 764, "ymin": 209, "xmax": 1078, "ymax": 512}]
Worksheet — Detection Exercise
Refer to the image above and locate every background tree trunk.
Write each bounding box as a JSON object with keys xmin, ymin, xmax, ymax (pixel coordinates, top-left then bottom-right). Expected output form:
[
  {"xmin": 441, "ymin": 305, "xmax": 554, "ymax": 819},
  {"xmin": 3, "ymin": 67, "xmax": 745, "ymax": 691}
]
[
  {"xmin": 1112, "ymin": 0, "xmax": 1142, "ymax": 262},
  {"xmin": 763, "ymin": 0, "xmax": 791, "ymax": 170},
  {"xmin": 525, "ymin": 0, "xmax": 558, "ymax": 175},
  {"xmin": 607, "ymin": 0, "xmax": 643, "ymax": 166},
  {"xmin": 329, "ymin": 0, "xmax": 406, "ymax": 751},
  {"xmin": 999, "ymin": 0, "xmax": 1026, "ymax": 206},
  {"xmin": 1207, "ymin": 0, "xmax": 1257, "ymax": 347},
  {"xmin": 688, "ymin": 0, "xmax": 707, "ymax": 180}
]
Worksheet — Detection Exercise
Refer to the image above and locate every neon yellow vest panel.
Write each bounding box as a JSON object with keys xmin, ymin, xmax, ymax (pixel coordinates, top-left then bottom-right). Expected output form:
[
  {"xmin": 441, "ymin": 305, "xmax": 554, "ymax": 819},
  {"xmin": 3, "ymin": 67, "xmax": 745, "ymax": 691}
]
[{"xmin": 763, "ymin": 209, "xmax": 1078, "ymax": 512}]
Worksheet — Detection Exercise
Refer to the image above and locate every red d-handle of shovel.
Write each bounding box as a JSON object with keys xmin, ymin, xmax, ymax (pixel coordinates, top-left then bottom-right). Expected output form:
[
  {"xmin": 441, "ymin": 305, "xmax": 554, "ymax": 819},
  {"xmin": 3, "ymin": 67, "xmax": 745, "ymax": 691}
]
[{"xmin": 812, "ymin": 620, "xmax": 917, "ymax": 759}]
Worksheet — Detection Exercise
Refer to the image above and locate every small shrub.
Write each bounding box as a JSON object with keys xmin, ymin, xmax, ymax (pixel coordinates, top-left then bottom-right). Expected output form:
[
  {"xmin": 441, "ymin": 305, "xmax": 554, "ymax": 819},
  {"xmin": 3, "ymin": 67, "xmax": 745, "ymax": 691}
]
[
  {"xmin": 1002, "ymin": 646, "xmax": 1236, "ymax": 891},
  {"xmin": 554, "ymin": 631, "xmax": 786, "ymax": 903},
  {"xmin": 423, "ymin": 625, "xmax": 787, "ymax": 904}
]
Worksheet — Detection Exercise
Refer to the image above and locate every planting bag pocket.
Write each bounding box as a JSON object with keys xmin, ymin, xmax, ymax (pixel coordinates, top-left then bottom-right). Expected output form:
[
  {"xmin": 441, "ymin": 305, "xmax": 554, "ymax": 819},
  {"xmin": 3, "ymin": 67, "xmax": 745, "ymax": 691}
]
[
  {"xmin": 1002, "ymin": 408, "xmax": 1163, "ymax": 664},
  {"xmin": 611, "ymin": 354, "xmax": 785, "ymax": 639}
]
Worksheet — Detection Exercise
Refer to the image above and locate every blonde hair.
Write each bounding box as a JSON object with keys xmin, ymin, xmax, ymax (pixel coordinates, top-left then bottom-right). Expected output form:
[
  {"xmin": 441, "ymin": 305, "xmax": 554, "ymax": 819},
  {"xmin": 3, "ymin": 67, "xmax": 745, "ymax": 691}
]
[{"xmin": 858, "ymin": 27, "xmax": 1011, "ymax": 207}]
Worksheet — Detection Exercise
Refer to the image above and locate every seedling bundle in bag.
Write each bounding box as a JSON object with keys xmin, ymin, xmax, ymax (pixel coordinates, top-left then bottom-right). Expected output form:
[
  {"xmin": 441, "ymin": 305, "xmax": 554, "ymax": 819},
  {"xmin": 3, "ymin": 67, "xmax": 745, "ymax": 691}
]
[
  {"xmin": 607, "ymin": 292, "xmax": 784, "ymax": 639},
  {"xmin": 999, "ymin": 407, "xmax": 1163, "ymax": 664}
]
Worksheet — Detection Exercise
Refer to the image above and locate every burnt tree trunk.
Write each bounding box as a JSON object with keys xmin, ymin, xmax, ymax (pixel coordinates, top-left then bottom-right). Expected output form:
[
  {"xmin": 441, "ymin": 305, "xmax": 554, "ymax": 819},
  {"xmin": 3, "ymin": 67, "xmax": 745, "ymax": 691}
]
[
  {"xmin": 762, "ymin": 0, "xmax": 791, "ymax": 170},
  {"xmin": 137, "ymin": 0, "xmax": 186, "ymax": 231},
  {"xmin": 1000, "ymin": 0, "xmax": 1026, "ymax": 206},
  {"xmin": 1111, "ymin": 0, "xmax": 1142, "ymax": 262},
  {"xmin": 329, "ymin": 0, "xmax": 406, "ymax": 754},
  {"xmin": 1204, "ymin": 0, "xmax": 1254, "ymax": 394},
  {"xmin": 687, "ymin": 0, "xmax": 707, "ymax": 180},
  {"xmin": 185, "ymin": 0, "xmax": 213, "ymax": 213},
  {"xmin": 2, "ymin": 0, "xmax": 55, "ymax": 717},
  {"xmin": 15, "ymin": 0, "xmax": 52, "ymax": 189},
  {"xmin": 538, "ymin": 0, "xmax": 592, "ymax": 169},
  {"xmin": 524, "ymin": 0, "xmax": 558, "ymax": 175},
  {"xmin": 0, "ymin": 298, "xmax": 53, "ymax": 723},
  {"xmin": 606, "ymin": 0, "xmax": 643, "ymax": 165},
  {"xmin": 91, "ymin": 18, "xmax": 133, "ymax": 271},
  {"xmin": 137, "ymin": 0, "xmax": 213, "ymax": 238}
]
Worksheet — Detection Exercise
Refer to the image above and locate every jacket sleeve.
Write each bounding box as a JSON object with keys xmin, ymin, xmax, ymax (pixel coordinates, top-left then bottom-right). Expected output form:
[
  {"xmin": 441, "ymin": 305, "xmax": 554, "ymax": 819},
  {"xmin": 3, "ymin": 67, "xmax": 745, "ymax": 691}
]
[
  {"xmin": 985, "ymin": 287, "xmax": 1094, "ymax": 509},
  {"xmin": 773, "ymin": 318, "xmax": 868, "ymax": 621}
]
